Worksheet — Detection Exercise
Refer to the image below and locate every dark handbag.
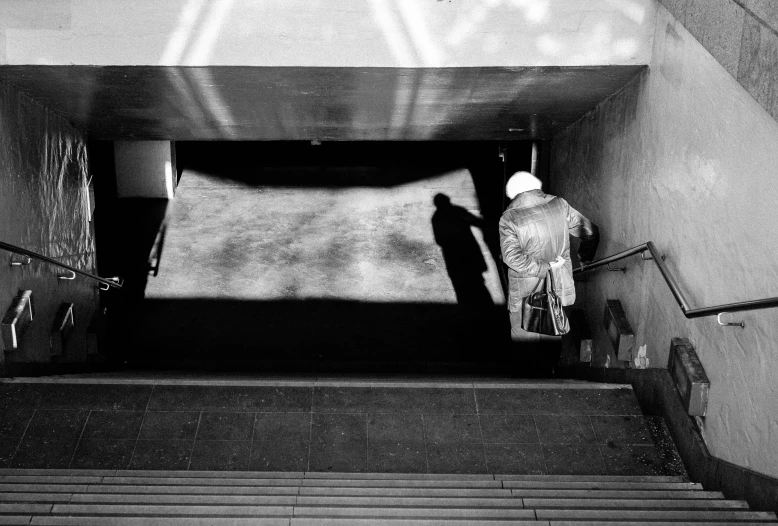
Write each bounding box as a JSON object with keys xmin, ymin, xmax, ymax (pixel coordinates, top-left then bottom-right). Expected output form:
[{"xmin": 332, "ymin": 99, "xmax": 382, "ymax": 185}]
[{"xmin": 521, "ymin": 270, "xmax": 570, "ymax": 336}]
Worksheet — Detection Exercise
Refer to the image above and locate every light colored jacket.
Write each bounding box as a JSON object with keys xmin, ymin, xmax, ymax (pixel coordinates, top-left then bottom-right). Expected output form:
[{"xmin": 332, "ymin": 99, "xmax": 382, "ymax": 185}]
[{"xmin": 499, "ymin": 190, "xmax": 599, "ymax": 312}]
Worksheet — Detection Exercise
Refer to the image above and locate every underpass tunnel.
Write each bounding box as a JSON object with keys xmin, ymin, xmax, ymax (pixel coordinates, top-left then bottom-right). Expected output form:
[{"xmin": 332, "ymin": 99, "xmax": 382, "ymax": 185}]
[{"xmin": 88, "ymin": 139, "xmax": 538, "ymax": 373}]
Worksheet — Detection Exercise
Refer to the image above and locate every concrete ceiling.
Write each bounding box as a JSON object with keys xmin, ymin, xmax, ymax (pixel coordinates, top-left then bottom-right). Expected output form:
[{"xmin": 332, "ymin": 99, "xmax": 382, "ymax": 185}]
[{"xmin": 0, "ymin": 65, "xmax": 644, "ymax": 141}]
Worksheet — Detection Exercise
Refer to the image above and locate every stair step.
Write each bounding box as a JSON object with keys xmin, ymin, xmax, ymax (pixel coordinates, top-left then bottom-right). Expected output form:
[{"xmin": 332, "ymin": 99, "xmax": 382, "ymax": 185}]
[
  {"xmin": 0, "ymin": 503, "xmax": 53, "ymax": 514},
  {"xmin": 0, "ymin": 518, "xmax": 34, "ymax": 526},
  {"xmin": 509, "ymin": 490, "xmax": 720, "ymax": 499},
  {"xmin": 102, "ymin": 477, "xmax": 306, "ymax": 487},
  {"xmin": 296, "ymin": 496, "xmax": 522, "ymax": 508},
  {"xmin": 536, "ymin": 509, "xmax": 778, "ymax": 521},
  {"xmin": 50, "ymin": 504, "xmax": 295, "ymax": 516},
  {"xmin": 298, "ymin": 487, "xmax": 512, "ymax": 497},
  {"xmin": 548, "ymin": 522, "xmax": 777, "ymax": 526},
  {"xmin": 28, "ymin": 520, "xmax": 533, "ymax": 526},
  {"xmin": 87, "ymin": 485, "xmax": 301, "ymax": 495},
  {"xmin": 0, "ymin": 469, "xmax": 688, "ymax": 484},
  {"xmin": 305, "ymin": 472, "xmax": 496, "ymax": 481},
  {"xmin": 0, "ymin": 476, "xmax": 102, "ymax": 484},
  {"xmin": 30, "ymin": 519, "xmax": 290, "ymax": 526},
  {"xmin": 45, "ymin": 504, "xmax": 535, "ymax": 520},
  {"xmin": 295, "ymin": 521, "xmax": 537, "ymax": 526},
  {"xmin": 0, "ymin": 494, "xmax": 73, "ymax": 503},
  {"xmin": 0, "ymin": 484, "xmax": 88, "ymax": 494},
  {"xmin": 294, "ymin": 507, "xmax": 534, "ymax": 519},
  {"xmin": 523, "ymin": 498, "xmax": 749, "ymax": 509},
  {"xmin": 300, "ymin": 479, "xmax": 502, "ymax": 488},
  {"xmin": 503, "ymin": 481, "xmax": 702, "ymax": 490},
  {"xmin": 69, "ymin": 494, "xmax": 298, "ymax": 505}
]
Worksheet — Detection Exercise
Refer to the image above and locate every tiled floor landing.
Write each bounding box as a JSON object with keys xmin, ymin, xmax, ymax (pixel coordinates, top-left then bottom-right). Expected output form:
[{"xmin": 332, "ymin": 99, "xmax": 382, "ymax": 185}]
[{"xmin": 0, "ymin": 380, "xmax": 686, "ymax": 477}]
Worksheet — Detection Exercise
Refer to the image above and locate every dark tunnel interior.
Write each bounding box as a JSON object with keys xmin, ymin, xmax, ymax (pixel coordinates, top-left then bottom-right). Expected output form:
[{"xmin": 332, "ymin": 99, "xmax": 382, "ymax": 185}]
[{"xmin": 84, "ymin": 140, "xmax": 570, "ymax": 377}]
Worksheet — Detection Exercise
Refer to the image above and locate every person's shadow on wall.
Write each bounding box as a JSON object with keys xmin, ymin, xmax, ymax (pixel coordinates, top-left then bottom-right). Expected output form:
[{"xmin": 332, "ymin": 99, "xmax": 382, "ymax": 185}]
[{"xmin": 432, "ymin": 194, "xmax": 494, "ymax": 309}]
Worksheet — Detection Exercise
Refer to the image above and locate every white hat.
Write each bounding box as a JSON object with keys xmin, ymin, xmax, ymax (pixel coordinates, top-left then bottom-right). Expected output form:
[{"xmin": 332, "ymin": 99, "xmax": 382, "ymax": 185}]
[{"xmin": 505, "ymin": 171, "xmax": 542, "ymax": 199}]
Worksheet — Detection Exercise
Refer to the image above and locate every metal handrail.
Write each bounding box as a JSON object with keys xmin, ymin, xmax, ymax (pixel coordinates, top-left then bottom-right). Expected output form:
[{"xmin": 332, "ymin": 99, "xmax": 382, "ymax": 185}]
[
  {"xmin": 573, "ymin": 241, "xmax": 778, "ymax": 323},
  {"xmin": 1, "ymin": 241, "xmax": 123, "ymax": 289}
]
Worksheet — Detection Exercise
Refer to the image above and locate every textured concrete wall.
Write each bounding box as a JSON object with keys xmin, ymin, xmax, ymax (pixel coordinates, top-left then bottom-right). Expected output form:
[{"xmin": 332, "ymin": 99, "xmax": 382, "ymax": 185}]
[
  {"xmin": 0, "ymin": 79, "xmax": 98, "ymax": 367},
  {"xmin": 0, "ymin": 0, "xmax": 656, "ymax": 67},
  {"xmin": 658, "ymin": 0, "xmax": 778, "ymax": 123},
  {"xmin": 550, "ymin": 4, "xmax": 778, "ymax": 479}
]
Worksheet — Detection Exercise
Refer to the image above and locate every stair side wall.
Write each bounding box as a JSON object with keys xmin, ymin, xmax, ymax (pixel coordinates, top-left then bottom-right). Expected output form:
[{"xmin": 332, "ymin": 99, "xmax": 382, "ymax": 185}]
[
  {"xmin": 550, "ymin": 3, "xmax": 778, "ymax": 480},
  {"xmin": 0, "ymin": 78, "xmax": 99, "ymax": 370}
]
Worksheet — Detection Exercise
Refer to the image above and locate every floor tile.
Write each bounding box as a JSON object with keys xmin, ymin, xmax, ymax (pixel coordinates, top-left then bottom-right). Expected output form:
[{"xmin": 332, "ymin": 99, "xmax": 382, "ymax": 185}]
[
  {"xmin": 36, "ymin": 384, "xmax": 152, "ymax": 411},
  {"xmin": 542, "ymin": 444, "xmax": 607, "ymax": 475},
  {"xmin": 311, "ymin": 413, "xmax": 367, "ymax": 442},
  {"xmin": 426, "ymin": 443, "xmax": 487, "ymax": 473},
  {"xmin": 11, "ymin": 438, "xmax": 78, "ymax": 469},
  {"xmin": 309, "ymin": 440, "xmax": 367, "ymax": 472},
  {"xmin": 368, "ymin": 414, "xmax": 424, "ymax": 442},
  {"xmin": 147, "ymin": 385, "xmax": 236, "ymax": 411},
  {"xmin": 0, "ymin": 383, "xmax": 41, "ymax": 410},
  {"xmin": 374, "ymin": 388, "xmax": 476, "ymax": 414},
  {"xmin": 24, "ymin": 410, "xmax": 89, "ymax": 439},
  {"xmin": 250, "ymin": 439, "xmax": 310, "ymax": 471},
  {"xmin": 189, "ymin": 440, "xmax": 251, "ymax": 471},
  {"xmin": 474, "ymin": 389, "xmax": 554, "ymax": 414},
  {"xmin": 534, "ymin": 415, "xmax": 597, "ymax": 444},
  {"xmin": 312, "ymin": 387, "xmax": 374, "ymax": 413},
  {"xmin": 600, "ymin": 443, "xmax": 666, "ymax": 476},
  {"xmin": 576, "ymin": 389, "xmax": 643, "ymax": 415},
  {"xmin": 129, "ymin": 439, "xmax": 194, "ymax": 470},
  {"xmin": 368, "ymin": 441, "xmax": 426, "ymax": 473},
  {"xmin": 70, "ymin": 439, "xmax": 136, "ymax": 469},
  {"xmin": 148, "ymin": 385, "xmax": 311, "ymax": 412},
  {"xmin": 0, "ymin": 438, "xmax": 20, "ymax": 468},
  {"xmin": 484, "ymin": 443, "xmax": 546, "ymax": 474},
  {"xmin": 196, "ymin": 412, "xmax": 254, "ymax": 441},
  {"xmin": 254, "ymin": 412, "xmax": 311, "ymax": 442},
  {"xmin": 139, "ymin": 411, "xmax": 200, "ymax": 440},
  {"xmin": 590, "ymin": 415, "xmax": 653, "ymax": 445},
  {"xmin": 81, "ymin": 411, "xmax": 144, "ymax": 440},
  {"xmin": 232, "ymin": 386, "xmax": 313, "ymax": 412},
  {"xmin": 423, "ymin": 414, "xmax": 481, "ymax": 443},
  {"xmin": 479, "ymin": 415, "xmax": 538, "ymax": 443},
  {"xmin": 0, "ymin": 409, "xmax": 34, "ymax": 439}
]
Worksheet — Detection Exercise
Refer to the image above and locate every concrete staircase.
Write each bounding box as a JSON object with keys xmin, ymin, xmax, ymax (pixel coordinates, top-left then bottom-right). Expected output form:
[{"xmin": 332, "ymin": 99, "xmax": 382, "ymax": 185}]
[{"xmin": 0, "ymin": 469, "xmax": 776, "ymax": 525}]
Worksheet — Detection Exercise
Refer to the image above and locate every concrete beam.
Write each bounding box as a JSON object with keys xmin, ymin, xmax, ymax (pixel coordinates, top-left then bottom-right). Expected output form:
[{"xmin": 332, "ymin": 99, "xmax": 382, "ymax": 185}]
[
  {"xmin": 0, "ymin": 0, "xmax": 657, "ymax": 67},
  {"xmin": 114, "ymin": 141, "xmax": 176, "ymax": 198}
]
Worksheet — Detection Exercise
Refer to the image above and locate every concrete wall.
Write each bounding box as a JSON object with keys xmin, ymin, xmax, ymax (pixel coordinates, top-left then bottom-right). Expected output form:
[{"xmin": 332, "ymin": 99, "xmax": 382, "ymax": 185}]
[
  {"xmin": 114, "ymin": 141, "xmax": 176, "ymax": 198},
  {"xmin": 0, "ymin": 79, "xmax": 98, "ymax": 369},
  {"xmin": 0, "ymin": 0, "xmax": 656, "ymax": 67},
  {"xmin": 658, "ymin": 0, "xmax": 778, "ymax": 122},
  {"xmin": 550, "ymin": 4, "xmax": 778, "ymax": 479}
]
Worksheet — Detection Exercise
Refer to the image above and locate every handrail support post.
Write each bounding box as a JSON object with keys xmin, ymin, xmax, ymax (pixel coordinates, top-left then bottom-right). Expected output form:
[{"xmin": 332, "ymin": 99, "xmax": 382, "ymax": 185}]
[{"xmin": 717, "ymin": 313, "xmax": 745, "ymax": 329}]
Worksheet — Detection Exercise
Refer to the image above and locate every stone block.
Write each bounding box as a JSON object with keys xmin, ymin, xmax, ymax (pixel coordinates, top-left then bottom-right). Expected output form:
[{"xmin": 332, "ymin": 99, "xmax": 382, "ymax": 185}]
[
  {"xmin": 744, "ymin": 0, "xmax": 778, "ymax": 32},
  {"xmin": 1, "ymin": 290, "xmax": 34, "ymax": 351},
  {"xmin": 668, "ymin": 338, "xmax": 710, "ymax": 417},
  {"xmin": 700, "ymin": 0, "xmax": 746, "ymax": 78},
  {"xmin": 50, "ymin": 303, "xmax": 75, "ymax": 356},
  {"xmin": 738, "ymin": 14, "xmax": 778, "ymax": 121},
  {"xmin": 659, "ymin": 0, "xmax": 689, "ymax": 26},
  {"xmin": 604, "ymin": 300, "xmax": 634, "ymax": 362}
]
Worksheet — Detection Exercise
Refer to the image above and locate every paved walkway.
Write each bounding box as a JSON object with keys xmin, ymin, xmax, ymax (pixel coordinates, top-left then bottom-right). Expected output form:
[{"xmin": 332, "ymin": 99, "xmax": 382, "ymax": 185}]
[{"xmin": 0, "ymin": 380, "xmax": 685, "ymax": 477}]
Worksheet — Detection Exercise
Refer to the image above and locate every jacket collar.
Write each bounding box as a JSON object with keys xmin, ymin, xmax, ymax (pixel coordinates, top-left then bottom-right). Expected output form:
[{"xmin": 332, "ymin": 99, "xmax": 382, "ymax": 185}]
[{"xmin": 506, "ymin": 189, "xmax": 548, "ymax": 210}]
